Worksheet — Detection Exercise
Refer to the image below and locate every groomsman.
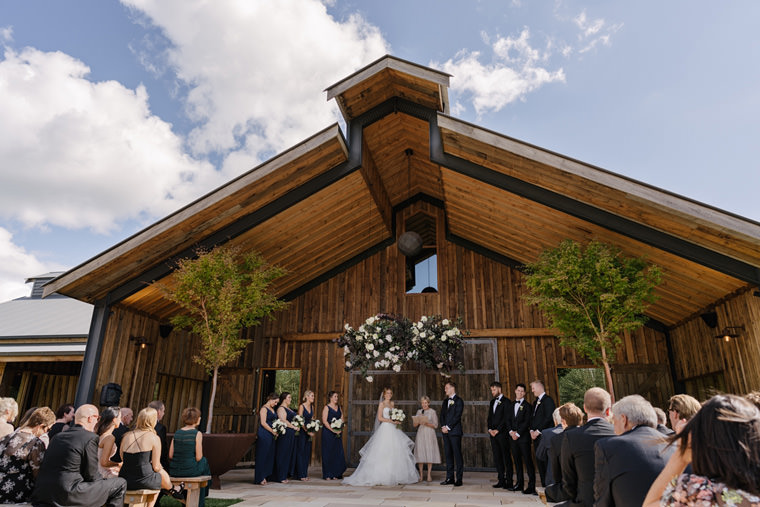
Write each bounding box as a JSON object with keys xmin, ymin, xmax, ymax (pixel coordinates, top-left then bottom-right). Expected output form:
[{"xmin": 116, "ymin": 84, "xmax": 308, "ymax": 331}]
[
  {"xmin": 529, "ymin": 379, "xmax": 556, "ymax": 486},
  {"xmin": 487, "ymin": 381, "xmax": 513, "ymax": 489},
  {"xmin": 440, "ymin": 380, "xmax": 464, "ymax": 486},
  {"xmin": 508, "ymin": 383, "xmax": 536, "ymax": 495}
]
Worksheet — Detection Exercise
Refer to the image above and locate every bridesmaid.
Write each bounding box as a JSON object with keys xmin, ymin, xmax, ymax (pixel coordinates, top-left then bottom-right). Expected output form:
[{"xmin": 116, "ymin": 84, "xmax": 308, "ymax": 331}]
[
  {"xmin": 295, "ymin": 390, "xmax": 315, "ymax": 481},
  {"xmin": 321, "ymin": 391, "xmax": 346, "ymax": 480},
  {"xmin": 254, "ymin": 393, "xmax": 278, "ymax": 485},
  {"xmin": 273, "ymin": 392, "xmax": 299, "ymax": 483}
]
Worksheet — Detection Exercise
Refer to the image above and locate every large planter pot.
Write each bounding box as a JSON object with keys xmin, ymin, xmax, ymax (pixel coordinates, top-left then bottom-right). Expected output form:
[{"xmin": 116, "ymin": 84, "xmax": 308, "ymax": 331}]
[{"xmin": 202, "ymin": 433, "xmax": 256, "ymax": 489}]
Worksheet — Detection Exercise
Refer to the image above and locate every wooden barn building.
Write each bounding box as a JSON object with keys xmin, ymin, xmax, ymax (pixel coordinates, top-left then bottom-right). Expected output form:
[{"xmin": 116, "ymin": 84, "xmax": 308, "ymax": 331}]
[{"xmin": 44, "ymin": 56, "xmax": 760, "ymax": 467}]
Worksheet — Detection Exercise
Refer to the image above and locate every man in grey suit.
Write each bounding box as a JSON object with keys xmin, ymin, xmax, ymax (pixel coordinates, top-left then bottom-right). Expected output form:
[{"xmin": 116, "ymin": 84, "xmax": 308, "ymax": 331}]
[
  {"xmin": 593, "ymin": 395, "xmax": 674, "ymax": 507},
  {"xmin": 560, "ymin": 388, "xmax": 616, "ymax": 507},
  {"xmin": 32, "ymin": 404, "xmax": 126, "ymax": 507}
]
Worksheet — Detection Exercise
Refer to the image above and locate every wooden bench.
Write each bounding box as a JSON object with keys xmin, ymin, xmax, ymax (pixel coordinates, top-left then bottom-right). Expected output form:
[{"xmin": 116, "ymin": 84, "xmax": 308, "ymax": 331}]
[
  {"xmin": 124, "ymin": 489, "xmax": 159, "ymax": 507},
  {"xmin": 170, "ymin": 475, "xmax": 211, "ymax": 507}
]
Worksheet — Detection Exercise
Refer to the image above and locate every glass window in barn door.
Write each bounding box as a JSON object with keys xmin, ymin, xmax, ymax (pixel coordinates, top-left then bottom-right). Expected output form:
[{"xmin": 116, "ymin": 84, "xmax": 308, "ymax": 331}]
[
  {"xmin": 557, "ymin": 367, "xmax": 606, "ymax": 408},
  {"xmin": 258, "ymin": 369, "xmax": 301, "ymax": 407},
  {"xmin": 404, "ymin": 212, "xmax": 438, "ymax": 294}
]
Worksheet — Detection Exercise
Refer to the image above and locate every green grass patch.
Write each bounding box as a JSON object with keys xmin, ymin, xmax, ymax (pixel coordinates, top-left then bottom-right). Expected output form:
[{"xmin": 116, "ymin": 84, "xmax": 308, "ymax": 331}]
[{"xmin": 159, "ymin": 497, "xmax": 243, "ymax": 507}]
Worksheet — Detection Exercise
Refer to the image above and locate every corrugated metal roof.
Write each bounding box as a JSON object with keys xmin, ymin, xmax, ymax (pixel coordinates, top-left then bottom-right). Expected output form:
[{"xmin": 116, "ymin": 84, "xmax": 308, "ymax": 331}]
[
  {"xmin": 0, "ymin": 343, "xmax": 86, "ymax": 355},
  {"xmin": 0, "ymin": 297, "xmax": 92, "ymax": 339}
]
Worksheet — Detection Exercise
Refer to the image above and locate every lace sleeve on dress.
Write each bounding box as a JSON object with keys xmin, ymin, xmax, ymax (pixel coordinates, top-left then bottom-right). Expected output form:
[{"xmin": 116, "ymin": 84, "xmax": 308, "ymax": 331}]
[
  {"xmin": 28, "ymin": 438, "xmax": 46, "ymax": 473},
  {"xmin": 430, "ymin": 409, "xmax": 438, "ymax": 428}
]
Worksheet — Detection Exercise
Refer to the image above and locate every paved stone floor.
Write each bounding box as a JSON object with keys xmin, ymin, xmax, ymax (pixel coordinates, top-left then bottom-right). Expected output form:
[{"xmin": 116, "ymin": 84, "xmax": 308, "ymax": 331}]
[{"xmin": 209, "ymin": 468, "xmax": 545, "ymax": 506}]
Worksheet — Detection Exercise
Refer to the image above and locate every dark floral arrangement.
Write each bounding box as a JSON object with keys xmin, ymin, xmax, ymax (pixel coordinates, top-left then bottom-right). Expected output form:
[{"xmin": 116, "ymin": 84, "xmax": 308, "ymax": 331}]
[{"xmin": 337, "ymin": 313, "xmax": 466, "ymax": 382}]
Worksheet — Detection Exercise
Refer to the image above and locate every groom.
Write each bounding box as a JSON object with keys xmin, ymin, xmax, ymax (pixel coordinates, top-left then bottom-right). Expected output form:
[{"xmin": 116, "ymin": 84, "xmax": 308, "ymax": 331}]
[{"xmin": 440, "ymin": 380, "xmax": 464, "ymax": 486}]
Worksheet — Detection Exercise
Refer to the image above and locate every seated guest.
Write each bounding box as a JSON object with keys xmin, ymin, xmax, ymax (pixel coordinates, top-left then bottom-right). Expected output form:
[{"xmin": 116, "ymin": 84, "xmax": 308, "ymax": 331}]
[
  {"xmin": 0, "ymin": 407, "xmax": 54, "ymax": 504},
  {"xmin": 148, "ymin": 401, "xmax": 169, "ymax": 470},
  {"xmin": 535, "ymin": 408, "xmax": 563, "ymax": 486},
  {"xmin": 119, "ymin": 407, "xmax": 179, "ymax": 506},
  {"xmin": 169, "ymin": 407, "xmax": 210, "ymax": 507},
  {"xmin": 47, "ymin": 404, "xmax": 74, "ymax": 440},
  {"xmin": 667, "ymin": 394, "xmax": 700, "ymax": 432},
  {"xmin": 644, "ymin": 394, "xmax": 760, "ymax": 506},
  {"xmin": 545, "ymin": 402, "xmax": 583, "ymax": 503},
  {"xmin": 653, "ymin": 407, "xmax": 674, "ymax": 435},
  {"xmin": 96, "ymin": 406, "xmax": 122, "ymax": 478},
  {"xmin": 0, "ymin": 398, "xmax": 18, "ymax": 439},
  {"xmin": 594, "ymin": 395, "xmax": 674, "ymax": 507},
  {"xmin": 560, "ymin": 387, "xmax": 616, "ymax": 506},
  {"xmin": 31, "ymin": 404, "xmax": 126, "ymax": 507},
  {"xmin": 111, "ymin": 407, "xmax": 133, "ymax": 463}
]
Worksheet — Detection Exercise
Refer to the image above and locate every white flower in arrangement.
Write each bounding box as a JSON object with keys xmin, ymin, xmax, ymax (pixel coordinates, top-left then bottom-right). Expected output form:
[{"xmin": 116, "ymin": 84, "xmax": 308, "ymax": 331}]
[
  {"xmin": 366, "ymin": 343, "xmax": 374, "ymax": 351},
  {"xmin": 344, "ymin": 323, "xmax": 351, "ymax": 331},
  {"xmin": 271, "ymin": 419, "xmax": 287, "ymax": 439},
  {"xmin": 412, "ymin": 327, "xmax": 419, "ymax": 335},
  {"xmin": 390, "ymin": 408, "xmax": 406, "ymax": 428},
  {"xmin": 393, "ymin": 364, "xmax": 401, "ymax": 372},
  {"xmin": 365, "ymin": 353, "xmax": 371, "ymax": 359},
  {"xmin": 343, "ymin": 346, "xmax": 350, "ymax": 356},
  {"xmin": 441, "ymin": 335, "xmax": 447, "ymax": 342},
  {"xmin": 366, "ymin": 376, "xmax": 374, "ymax": 383},
  {"xmin": 452, "ymin": 327, "xmax": 460, "ymax": 334},
  {"xmin": 292, "ymin": 414, "xmax": 305, "ymax": 431},
  {"xmin": 356, "ymin": 334, "xmax": 363, "ymax": 341},
  {"xmin": 386, "ymin": 334, "xmax": 393, "ymax": 342},
  {"xmin": 417, "ymin": 322, "xmax": 424, "ymax": 329},
  {"xmin": 366, "ymin": 316, "xmax": 376, "ymax": 325},
  {"xmin": 359, "ymin": 325, "xmax": 365, "ymax": 333},
  {"xmin": 442, "ymin": 319, "xmax": 449, "ymax": 326},
  {"xmin": 373, "ymin": 350, "xmax": 380, "ymax": 357},
  {"xmin": 346, "ymin": 360, "xmax": 352, "ymax": 367},
  {"xmin": 420, "ymin": 332, "xmax": 426, "ymax": 338},
  {"xmin": 372, "ymin": 333, "xmax": 379, "ymax": 340}
]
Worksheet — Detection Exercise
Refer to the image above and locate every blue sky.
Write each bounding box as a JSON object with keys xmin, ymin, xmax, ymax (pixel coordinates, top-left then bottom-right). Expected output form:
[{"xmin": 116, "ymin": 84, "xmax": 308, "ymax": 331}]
[{"xmin": 1, "ymin": 1, "xmax": 759, "ymax": 302}]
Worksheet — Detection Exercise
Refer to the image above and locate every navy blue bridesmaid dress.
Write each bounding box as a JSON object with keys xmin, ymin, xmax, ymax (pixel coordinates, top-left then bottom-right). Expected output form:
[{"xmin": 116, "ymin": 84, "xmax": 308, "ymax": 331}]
[
  {"xmin": 274, "ymin": 407, "xmax": 297, "ymax": 482},
  {"xmin": 254, "ymin": 408, "xmax": 277, "ymax": 484},
  {"xmin": 295, "ymin": 404, "xmax": 313, "ymax": 479},
  {"xmin": 321, "ymin": 405, "xmax": 346, "ymax": 479}
]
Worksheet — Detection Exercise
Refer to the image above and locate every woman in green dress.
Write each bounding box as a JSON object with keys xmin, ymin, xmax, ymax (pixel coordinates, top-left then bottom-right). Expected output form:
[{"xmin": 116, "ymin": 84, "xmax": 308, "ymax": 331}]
[{"xmin": 169, "ymin": 407, "xmax": 211, "ymax": 507}]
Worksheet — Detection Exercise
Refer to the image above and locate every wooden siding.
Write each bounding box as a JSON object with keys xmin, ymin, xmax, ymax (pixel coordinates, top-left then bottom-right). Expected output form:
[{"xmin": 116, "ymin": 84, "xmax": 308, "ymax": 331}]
[{"xmin": 670, "ymin": 290, "xmax": 760, "ymax": 397}]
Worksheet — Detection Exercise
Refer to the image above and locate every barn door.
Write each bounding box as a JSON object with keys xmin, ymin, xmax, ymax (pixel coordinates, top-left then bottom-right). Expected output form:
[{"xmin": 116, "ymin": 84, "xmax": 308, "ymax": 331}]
[{"xmin": 347, "ymin": 338, "xmax": 498, "ymax": 469}]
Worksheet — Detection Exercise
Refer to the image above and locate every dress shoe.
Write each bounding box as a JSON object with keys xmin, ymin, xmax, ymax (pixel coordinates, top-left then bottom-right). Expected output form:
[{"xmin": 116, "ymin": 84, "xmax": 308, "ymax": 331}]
[
  {"xmin": 523, "ymin": 487, "xmax": 538, "ymax": 495},
  {"xmin": 493, "ymin": 482, "xmax": 506, "ymax": 488},
  {"xmin": 454, "ymin": 480, "xmax": 463, "ymax": 487},
  {"xmin": 508, "ymin": 485, "xmax": 523, "ymax": 491},
  {"xmin": 440, "ymin": 479, "xmax": 454, "ymax": 485},
  {"xmin": 502, "ymin": 483, "xmax": 514, "ymax": 490}
]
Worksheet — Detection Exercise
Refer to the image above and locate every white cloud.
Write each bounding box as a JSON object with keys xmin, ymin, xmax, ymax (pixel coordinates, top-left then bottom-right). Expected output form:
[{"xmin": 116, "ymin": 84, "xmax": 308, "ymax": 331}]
[
  {"xmin": 0, "ymin": 228, "xmax": 64, "ymax": 303},
  {"xmin": 1, "ymin": 26, "xmax": 12, "ymax": 43},
  {"xmin": 0, "ymin": 46, "xmax": 220, "ymax": 233},
  {"xmin": 573, "ymin": 10, "xmax": 623, "ymax": 54},
  {"xmin": 121, "ymin": 0, "xmax": 389, "ymax": 176},
  {"xmin": 434, "ymin": 28, "xmax": 566, "ymax": 117}
]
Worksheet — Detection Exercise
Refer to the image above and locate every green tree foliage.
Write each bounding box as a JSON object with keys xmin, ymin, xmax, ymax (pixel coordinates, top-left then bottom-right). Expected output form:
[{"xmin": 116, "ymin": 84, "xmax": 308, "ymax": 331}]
[
  {"xmin": 524, "ymin": 240, "xmax": 661, "ymax": 400},
  {"xmin": 557, "ymin": 367, "xmax": 607, "ymax": 409},
  {"xmin": 158, "ymin": 245, "xmax": 286, "ymax": 432}
]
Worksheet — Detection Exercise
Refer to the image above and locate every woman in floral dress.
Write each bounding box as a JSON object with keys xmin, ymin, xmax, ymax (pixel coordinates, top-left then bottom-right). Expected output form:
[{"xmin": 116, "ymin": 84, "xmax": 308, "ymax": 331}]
[
  {"xmin": 643, "ymin": 394, "xmax": 760, "ymax": 507},
  {"xmin": 0, "ymin": 407, "xmax": 55, "ymax": 504}
]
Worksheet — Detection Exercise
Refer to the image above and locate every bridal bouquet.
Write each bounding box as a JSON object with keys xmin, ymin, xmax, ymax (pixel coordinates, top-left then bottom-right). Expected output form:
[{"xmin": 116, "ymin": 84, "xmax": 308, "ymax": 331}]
[
  {"xmin": 390, "ymin": 408, "xmax": 406, "ymax": 428},
  {"xmin": 291, "ymin": 414, "xmax": 305, "ymax": 432},
  {"xmin": 305, "ymin": 419, "xmax": 323, "ymax": 441},
  {"xmin": 330, "ymin": 417, "xmax": 344, "ymax": 438},
  {"xmin": 271, "ymin": 419, "xmax": 287, "ymax": 439}
]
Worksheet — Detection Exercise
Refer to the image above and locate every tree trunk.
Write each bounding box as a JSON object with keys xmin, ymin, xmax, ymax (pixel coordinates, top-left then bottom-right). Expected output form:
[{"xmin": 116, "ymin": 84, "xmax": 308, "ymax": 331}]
[
  {"xmin": 600, "ymin": 347, "xmax": 615, "ymax": 404},
  {"xmin": 207, "ymin": 366, "xmax": 218, "ymax": 433}
]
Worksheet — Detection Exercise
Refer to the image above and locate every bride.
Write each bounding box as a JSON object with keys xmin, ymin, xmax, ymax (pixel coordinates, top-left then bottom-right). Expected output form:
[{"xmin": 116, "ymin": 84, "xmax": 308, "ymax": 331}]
[{"xmin": 343, "ymin": 387, "xmax": 419, "ymax": 486}]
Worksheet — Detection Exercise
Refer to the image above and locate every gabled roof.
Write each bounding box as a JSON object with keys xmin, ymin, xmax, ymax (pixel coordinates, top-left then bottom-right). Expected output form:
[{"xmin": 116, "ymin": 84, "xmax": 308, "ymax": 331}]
[{"xmin": 43, "ymin": 55, "xmax": 760, "ymax": 327}]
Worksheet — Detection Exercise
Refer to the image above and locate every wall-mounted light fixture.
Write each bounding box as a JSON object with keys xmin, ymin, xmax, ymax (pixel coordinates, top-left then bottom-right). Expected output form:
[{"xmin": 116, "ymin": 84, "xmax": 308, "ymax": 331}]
[
  {"xmin": 715, "ymin": 325, "xmax": 745, "ymax": 343},
  {"xmin": 130, "ymin": 336, "xmax": 150, "ymax": 349}
]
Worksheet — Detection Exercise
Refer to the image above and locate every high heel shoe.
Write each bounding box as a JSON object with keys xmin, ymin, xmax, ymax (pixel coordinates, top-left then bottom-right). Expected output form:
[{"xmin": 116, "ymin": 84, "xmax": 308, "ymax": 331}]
[{"xmin": 169, "ymin": 482, "xmax": 185, "ymax": 500}]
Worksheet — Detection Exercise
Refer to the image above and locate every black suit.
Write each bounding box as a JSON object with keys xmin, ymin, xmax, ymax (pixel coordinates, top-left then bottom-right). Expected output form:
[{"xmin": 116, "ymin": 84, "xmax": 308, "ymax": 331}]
[
  {"xmin": 441, "ymin": 394, "xmax": 464, "ymax": 482},
  {"xmin": 546, "ymin": 428, "xmax": 575, "ymax": 503},
  {"xmin": 560, "ymin": 418, "xmax": 616, "ymax": 507},
  {"xmin": 110, "ymin": 422, "xmax": 129, "ymax": 463},
  {"xmin": 155, "ymin": 421, "xmax": 169, "ymax": 469},
  {"xmin": 508, "ymin": 398, "xmax": 535, "ymax": 489},
  {"xmin": 31, "ymin": 424, "xmax": 126, "ymax": 507},
  {"xmin": 531, "ymin": 393, "xmax": 556, "ymax": 486},
  {"xmin": 488, "ymin": 394, "xmax": 513, "ymax": 485},
  {"xmin": 593, "ymin": 425, "xmax": 674, "ymax": 507},
  {"xmin": 535, "ymin": 424, "xmax": 563, "ymax": 485}
]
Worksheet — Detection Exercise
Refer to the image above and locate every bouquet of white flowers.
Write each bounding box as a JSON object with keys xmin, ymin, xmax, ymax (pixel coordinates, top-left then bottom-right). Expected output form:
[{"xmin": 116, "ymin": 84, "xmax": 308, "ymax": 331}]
[
  {"xmin": 330, "ymin": 417, "xmax": 344, "ymax": 438},
  {"xmin": 390, "ymin": 408, "xmax": 406, "ymax": 428},
  {"xmin": 291, "ymin": 414, "xmax": 305, "ymax": 432},
  {"xmin": 305, "ymin": 419, "xmax": 323, "ymax": 441},
  {"xmin": 271, "ymin": 419, "xmax": 287, "ymax": 439}
]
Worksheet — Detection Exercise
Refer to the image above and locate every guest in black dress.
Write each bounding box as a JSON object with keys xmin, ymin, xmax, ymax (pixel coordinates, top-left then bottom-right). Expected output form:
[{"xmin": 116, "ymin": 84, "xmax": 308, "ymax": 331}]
[
  {"xmin": 321, "ymin": 390, "xmax": 346, "ymax": 480},
  {"xmin": 0, "ymin": 406, "xmax": 54, "ymax": 504},
  {"xmin": 274, "ymin": 392, "xmax": 299, "ymax": 483},
  {"xmin": 295, "ymin": 389, "xmax": 316, "ymax": 481},
  {"xmin": 119, "ymin": 407, "xmax": 178, "ymax": 506},
  {"xmin": 254, "ymin": 393, "xmax": 279, "ymax": 485}
]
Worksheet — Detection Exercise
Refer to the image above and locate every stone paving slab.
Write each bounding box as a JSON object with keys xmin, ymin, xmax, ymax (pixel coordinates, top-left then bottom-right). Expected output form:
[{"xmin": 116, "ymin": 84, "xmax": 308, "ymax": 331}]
[{"xmin": 211, "ymin": 468, "xmax": 544, "ymax": 507}]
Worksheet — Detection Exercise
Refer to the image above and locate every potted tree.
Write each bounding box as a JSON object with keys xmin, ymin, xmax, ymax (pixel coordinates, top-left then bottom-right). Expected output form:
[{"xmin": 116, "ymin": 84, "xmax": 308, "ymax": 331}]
[
  {"xmin": 524, "ymin": 240, "xmax": 661, "ymax": 401},
  {"xmin": 158, "ymin": 244, "xmax": 286, "ymax": 486}
]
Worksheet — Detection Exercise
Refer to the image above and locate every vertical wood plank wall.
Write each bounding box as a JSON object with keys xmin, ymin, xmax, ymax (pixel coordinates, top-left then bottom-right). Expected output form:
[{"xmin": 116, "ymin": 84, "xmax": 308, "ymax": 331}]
[
  {"xmin": 670, "ymin": 290, "xmax": 760, "ymax": 397},
  {"xmin": 95, "ymin": 202, "xmax": 677, "ymax": 460}
]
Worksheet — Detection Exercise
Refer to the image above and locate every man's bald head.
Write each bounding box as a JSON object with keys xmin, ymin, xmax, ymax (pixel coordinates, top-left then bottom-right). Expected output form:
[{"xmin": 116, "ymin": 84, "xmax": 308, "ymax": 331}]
[
  {"xmin": 583, "ymin": 387, "xmax": 612, "ymax": 418},
  {"xmin": 74, "ymin": 404, "xmax": 99, "ymax": 431}
]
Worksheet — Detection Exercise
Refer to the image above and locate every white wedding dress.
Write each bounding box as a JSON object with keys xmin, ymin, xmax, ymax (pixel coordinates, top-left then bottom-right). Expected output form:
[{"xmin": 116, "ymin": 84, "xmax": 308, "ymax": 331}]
[{"xmin": 342, "ymin": 406, "xmax": 419, "ymax": 486}]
